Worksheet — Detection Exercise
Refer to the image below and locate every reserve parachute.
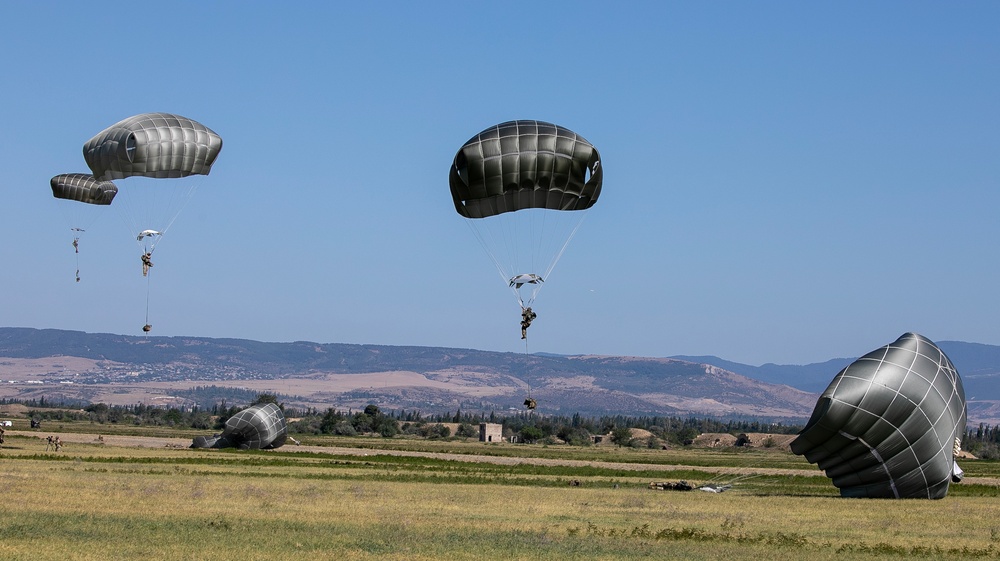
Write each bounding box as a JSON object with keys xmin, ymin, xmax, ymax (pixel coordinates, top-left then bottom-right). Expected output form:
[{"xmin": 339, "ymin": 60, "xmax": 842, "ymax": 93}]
[{"xmin": 790, "ymin": 332, "xmax": 967, "ymax": 499}]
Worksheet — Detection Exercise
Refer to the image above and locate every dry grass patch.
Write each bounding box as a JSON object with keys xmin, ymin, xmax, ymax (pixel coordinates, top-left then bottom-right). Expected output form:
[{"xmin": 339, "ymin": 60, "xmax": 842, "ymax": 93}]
[{"xmin": 2, "ymin": 446, "xmax": 1000, "ymax": 560}]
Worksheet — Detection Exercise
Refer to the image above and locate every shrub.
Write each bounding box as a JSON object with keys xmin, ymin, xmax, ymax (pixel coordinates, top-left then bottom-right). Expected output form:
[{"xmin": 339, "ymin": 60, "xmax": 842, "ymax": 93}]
[{"xmin": 456, "ymin": 423, "xmax": 477, "ymax": 438}]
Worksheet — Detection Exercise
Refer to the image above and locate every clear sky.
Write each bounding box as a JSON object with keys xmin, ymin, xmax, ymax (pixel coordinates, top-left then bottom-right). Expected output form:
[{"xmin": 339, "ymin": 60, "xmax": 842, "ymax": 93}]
[{"xmin": 2, "ymin": 2, "xmax": 998, "ymax": 366}]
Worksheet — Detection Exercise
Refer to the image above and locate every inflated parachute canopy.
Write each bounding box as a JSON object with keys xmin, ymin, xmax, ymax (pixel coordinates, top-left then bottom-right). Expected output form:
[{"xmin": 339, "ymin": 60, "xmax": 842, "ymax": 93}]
[
  {"xmin": 191, "ymin": 403, "xmax": 287, "ymax": 450},
  {"xmin": 449, "ymin": 120, "xmax": 602, "ymax": 219},
  {"xmin": 790, "ymin": 332, "xmax": 967, "ymax": 499},
  {"xmin": 83, "ymin": 112, "xmax": 223, "ymax": 181},
  {"xmin": 50, "ymin": 173, "xmax": 117, "ymax": 205}
]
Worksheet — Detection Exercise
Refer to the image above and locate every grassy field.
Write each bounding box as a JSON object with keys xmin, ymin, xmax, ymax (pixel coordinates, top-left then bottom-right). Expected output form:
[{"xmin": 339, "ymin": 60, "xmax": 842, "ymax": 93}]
[{"xmin": 2, "ymin": 428, "xmax": 1000, "ymax": 560}]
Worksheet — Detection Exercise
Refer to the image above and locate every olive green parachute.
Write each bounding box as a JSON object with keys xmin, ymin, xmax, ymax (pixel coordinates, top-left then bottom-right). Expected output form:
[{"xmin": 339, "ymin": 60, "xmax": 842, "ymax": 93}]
[
  {"xmin": 51, "ymin": 173, "xmax": 119, "ymax": 282},
  {"xmin": 190, "ymin": 403, "xmax": 287, "ymax": 450},
  {"xmin": 449, "ymin": 120, "xmax": 602, "ymax": 219},
  {"xmin": 790, "ymin": 332, "xmax": 967, "ymax": 499},
  {"xmin": 83, "ymin": 112, "xmax": 223, "ymax": 181},
  {"xmin": 449, "ymin": 120, "xmax": 603, "ymax": 312},
  {"xmin": 50, "ymin": 173, "xmax": 117, "ymax": 205},
  {"xmin": 81, "ymin": 113, "xmax": 223, "ymax": 330}
]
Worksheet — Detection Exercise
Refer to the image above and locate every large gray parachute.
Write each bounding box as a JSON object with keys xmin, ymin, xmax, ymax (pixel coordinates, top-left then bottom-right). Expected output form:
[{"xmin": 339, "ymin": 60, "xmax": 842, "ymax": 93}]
[
  {"xmin": 449, "ymin": 120, "xmax": 602, "ymax": 219},
  {"xmin": 790, "ymin": 333, "xmax": 967, "ymax": 499},
  {"xmin": 50, "ymin": 174, "xmax": 117, "ymax": 205},
  {"xmin": 191, "ymin": 403, "xmax": 287, "ymax": 450},
  {"xmin": 83, "ymin": 112, "xmax": 223, "ymax": 181}
]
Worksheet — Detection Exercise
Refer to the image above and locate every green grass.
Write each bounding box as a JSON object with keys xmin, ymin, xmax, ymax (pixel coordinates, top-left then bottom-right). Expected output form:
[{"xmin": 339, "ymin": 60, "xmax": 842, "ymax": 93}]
[{"xmin": 2, "ymin": 428, "xmax": 1000, "ymax": 560}]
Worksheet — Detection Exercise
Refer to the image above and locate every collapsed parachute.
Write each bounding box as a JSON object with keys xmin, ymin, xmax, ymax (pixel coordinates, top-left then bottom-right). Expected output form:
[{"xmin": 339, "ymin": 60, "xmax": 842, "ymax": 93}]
[
  {"xmin": 191, "ymin": 403, "xmax": 287, "ymax": 450},
  {"xmin": 790, "ymin": 332, "xmax": 967, "ymax": 499},
  {"xmin": 82, "ymin": 112, "xmax": 222, "ymax": 331},
  {"xmin": 449, "ymin": 119, "xmax": 602, "ymax": 312},
  {"xmin": 50, "ymin": 174, "xmax": 118, "ymax": 205},
  {"xmin": 50, "ymin": 174, "xmax": 118, "ymax": 282}
]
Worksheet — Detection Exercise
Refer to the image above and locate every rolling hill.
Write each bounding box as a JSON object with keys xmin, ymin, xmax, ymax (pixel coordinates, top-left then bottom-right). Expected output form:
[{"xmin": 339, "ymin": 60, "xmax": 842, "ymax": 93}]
[{"xmin": 2, "ymin": 327, "xmax": 997, "ymax": 423}]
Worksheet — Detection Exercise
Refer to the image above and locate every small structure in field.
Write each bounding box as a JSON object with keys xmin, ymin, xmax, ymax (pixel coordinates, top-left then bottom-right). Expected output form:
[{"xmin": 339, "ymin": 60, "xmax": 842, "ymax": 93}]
[{"xmin": 479, "ymin": 422, "xmax": 503, "ymax": 442}]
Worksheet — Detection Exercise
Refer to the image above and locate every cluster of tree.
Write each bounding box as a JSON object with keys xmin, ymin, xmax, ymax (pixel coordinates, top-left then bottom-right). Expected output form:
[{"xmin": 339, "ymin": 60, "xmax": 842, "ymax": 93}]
[
  {"xmin": 965, "ymin": 423, "xmax": 1000, "ymax": 459},
  {"xmin": 13, "ymin": 396, "xmax": 805, "ymax": 448}
]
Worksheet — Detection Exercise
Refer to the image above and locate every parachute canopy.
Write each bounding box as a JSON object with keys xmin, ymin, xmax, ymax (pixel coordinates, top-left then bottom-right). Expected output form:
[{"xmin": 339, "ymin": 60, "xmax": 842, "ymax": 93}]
[
  {"xmin": 449, "ymin": 121, "xmax": 603, "ymax": 310},
  {"xmin": 449, "ymin": 120, "xmax": 602, "ymax": 219},
  {"xmin": 790, "ymin": 332, "xmax": 967, "ymax": 499},
  {"xmin": 50, "ymin": 173, "xmax": 117, "ymax": 205},
  {"xmin": 83, "ymin": 112, "xmax": 223, "ymax": 181},
  {"xmin": 190, "ymin": 403, "xmax": 288, "ymax": 450},
  {"xmin": 510, "ymin": 273, "xmax": 543, "ymax": 289}
]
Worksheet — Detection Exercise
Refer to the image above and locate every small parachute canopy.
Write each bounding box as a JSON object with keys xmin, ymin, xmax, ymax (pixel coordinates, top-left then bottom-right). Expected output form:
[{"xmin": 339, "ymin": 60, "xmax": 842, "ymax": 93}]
[
  {"xmin": 137, "ymin": 229, "xmax": 162, "ymax": 241},
  {"xmin": 790, "ymin": 333, "xmax": 967, "ymax": 499},
  {"xmin": 83, "ymin": 112, "xmax": 223, "ymax": 181},
  {"xmin": 449, "ymin": 120, "xmax": 602, "ymax": 219},
  {"xmin": 50, "ymin": 174, "xmax": 117, "ymax": 205},
  {"xmin": 510, "ymin": 273, "xmax": 543, "ymax": 289},
  {"xmin": 190, "ymin": 403, "xmax": 287, "ymax": 450}
]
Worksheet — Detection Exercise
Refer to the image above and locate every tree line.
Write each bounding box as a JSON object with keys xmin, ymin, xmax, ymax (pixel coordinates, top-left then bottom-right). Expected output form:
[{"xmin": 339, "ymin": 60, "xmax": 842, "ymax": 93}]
[
  {"xmin": 10, "ymin": 395, "xmax": 999, "ymax": 455},
  {"xmin": 8, "ymin": 395, "xmax": 805, "ymax": 447}
]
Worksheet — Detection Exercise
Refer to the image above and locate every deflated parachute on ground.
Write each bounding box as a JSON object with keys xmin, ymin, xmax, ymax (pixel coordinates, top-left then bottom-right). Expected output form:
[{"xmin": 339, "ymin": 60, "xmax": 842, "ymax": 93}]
[
  {"xmin": 790, "ymin": 332, "xmax": 967, "ymax": 499},
  {"xmin": 191, "ymin": 403, "xmax": 287, "ymax": 450},
  {"xmin": 50, "ymin": 174, "xmax": 117, "ymax": 205},
  {"xmin": 83, "ymin": 112, "xmax": 223, "ymax": 180}
]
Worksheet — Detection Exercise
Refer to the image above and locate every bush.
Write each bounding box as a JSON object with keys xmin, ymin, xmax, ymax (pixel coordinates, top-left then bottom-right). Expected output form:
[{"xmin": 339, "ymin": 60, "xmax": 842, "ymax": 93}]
[
  {"xmin": 972, "ymin": 442, "xmax": 1000, "ymax": 460},
  {"xmin": 610, "ymin": 427, "xmax": 632, "ymax": 447},
  {"xmin": 428, "ymin": 424, "xmax": 450, "ymax": 439},
  {"xmin": 333, "ymin": 422, "xmax": 358, "ymax": 436},
  {"xmin": 520, "ymin": 426, "xmax": 544, "ymax": 443}
]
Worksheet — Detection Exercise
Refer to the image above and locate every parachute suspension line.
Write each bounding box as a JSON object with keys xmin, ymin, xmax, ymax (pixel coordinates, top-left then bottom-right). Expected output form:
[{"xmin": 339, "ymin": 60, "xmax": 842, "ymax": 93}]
[
  {"xmin": 523, "ymin": 334, "xmax": 535, "ymax": 413},
  {"xmin": 464, "ymin": 206, "xmax": 590, "ymax": 309},
  {"xmin": 156, "ymin": 183, "xmax": 199, "ymax": 242},
  {"xmin": 523, "ymin": 209, "xmax": 590, "ymax": 307},
  {"xmin": 115, "ymin": 180, "xmax": 199, "ymax": 256},
  {"xmin": 74, "ymin": 238, "xmax": 81, "ymax": 283},
  {"xmin": 464, "ymin": 219, "xmax": 519, "ymax": 290},
  {"xmin": 144, "ymin": 271, "xmax": 153, "ymax": 335},
  {"xmin": 541, "ymin": 210, "xmax": 589, "ymax": 283}
]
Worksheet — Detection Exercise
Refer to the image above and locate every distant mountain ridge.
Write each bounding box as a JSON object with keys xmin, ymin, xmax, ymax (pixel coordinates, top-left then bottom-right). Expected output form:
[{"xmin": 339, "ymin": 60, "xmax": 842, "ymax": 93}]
[
  {"xmin": 1, "ymin": 328, "xmax": 998, "ymax": 423},
  {"xmin": 668, "ymin": 355, "xmax": 851, "ymax": 393},
  {"xmin": 672, "ymin": 340, "xmax": 1000, "ymax": 425},
  {"xmin": 0, "ymin": 327, "xmax": 814, "ymax": 420},
  {"xmin": 671, "ymin": 340, "xmax": 1000, "ymax": 400}
]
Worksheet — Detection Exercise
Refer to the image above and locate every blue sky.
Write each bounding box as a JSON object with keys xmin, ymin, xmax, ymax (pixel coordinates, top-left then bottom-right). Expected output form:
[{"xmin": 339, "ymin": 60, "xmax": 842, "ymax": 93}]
[{"xmin": 1, "ymin": 2, "xmax": 998, "ymax": 365}]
